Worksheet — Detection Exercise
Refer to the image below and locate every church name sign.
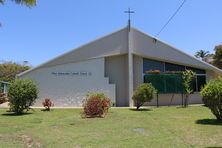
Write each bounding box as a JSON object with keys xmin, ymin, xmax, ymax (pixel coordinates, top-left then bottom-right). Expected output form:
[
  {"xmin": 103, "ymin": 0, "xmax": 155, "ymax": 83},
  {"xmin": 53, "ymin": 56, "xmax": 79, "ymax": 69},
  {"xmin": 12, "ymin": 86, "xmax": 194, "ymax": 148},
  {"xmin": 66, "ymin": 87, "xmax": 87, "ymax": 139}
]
[{"xmin": 51, "ymin": 71, "xmax": 92, "ymax": 76}]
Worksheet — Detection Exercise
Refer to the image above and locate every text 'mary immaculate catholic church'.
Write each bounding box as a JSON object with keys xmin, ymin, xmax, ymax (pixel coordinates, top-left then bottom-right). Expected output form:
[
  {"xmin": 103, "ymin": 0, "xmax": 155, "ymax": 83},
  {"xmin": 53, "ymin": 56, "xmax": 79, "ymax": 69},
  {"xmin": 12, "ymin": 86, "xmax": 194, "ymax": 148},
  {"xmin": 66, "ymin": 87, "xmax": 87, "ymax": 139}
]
[{"xmin": 18, "ymin": 22, "xmax": 222, "ymax": 107}]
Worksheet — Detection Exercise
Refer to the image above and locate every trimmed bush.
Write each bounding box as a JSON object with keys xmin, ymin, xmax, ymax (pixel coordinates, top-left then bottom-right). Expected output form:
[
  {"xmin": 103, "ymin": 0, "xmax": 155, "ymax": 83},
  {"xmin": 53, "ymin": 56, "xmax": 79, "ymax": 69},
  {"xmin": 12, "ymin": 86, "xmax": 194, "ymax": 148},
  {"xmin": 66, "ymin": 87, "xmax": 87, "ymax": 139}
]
[
  {"xmin": 42, "ymin": 98, "xmax": 54, "ymax": 111},
  {"xmin": 200, "ymin": 77, "xmax": 222, "ymax": 121},
  {"xmin": 83, "ymin": 92, "xmax": 111, "ymax": 118},
  {"xmin": 8, "ymin": 79, "xmax": 38, "ymax": 114},
  {"xmin": 132, "ymin": 83, "xmax": 156, "ymax": 110}
]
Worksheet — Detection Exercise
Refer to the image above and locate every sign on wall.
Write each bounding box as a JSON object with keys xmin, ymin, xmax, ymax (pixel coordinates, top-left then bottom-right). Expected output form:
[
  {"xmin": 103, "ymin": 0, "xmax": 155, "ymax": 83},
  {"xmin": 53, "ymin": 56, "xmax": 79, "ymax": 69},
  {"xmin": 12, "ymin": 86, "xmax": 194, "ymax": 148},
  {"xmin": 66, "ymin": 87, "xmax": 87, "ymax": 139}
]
[{"xmin": 51, "ymin": 72, "xmax": 92, "ymax": 76}]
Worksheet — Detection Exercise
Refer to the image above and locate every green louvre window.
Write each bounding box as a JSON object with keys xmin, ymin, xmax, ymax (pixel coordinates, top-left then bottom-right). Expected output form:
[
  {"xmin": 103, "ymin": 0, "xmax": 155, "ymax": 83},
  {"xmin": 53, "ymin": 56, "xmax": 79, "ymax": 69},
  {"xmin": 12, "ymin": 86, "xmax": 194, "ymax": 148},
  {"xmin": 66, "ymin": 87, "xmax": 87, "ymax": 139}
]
[
  {"xmin": 144, "ymin": 74, "xmax": 184, "ymax": 93},
  {"xmin": 144, "ymin": 74, "xmax": 206, "ymax": 93},
  {"xmin": 142, "ymin": 58, "xmax": 207, "ymax": 93}
]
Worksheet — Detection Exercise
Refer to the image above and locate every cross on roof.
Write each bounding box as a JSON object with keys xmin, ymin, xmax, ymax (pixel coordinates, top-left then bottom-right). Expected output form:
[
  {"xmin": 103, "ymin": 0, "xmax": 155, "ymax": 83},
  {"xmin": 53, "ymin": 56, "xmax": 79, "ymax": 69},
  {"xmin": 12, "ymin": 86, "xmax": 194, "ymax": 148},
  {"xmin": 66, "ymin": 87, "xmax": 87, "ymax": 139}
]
[
  {"xmin": 124, "ymin": 8, "xmax": 135, "ymax": 32},
  {"xmin": 124, "ymin": 8, "xmax": 134, "ymax": 21}
]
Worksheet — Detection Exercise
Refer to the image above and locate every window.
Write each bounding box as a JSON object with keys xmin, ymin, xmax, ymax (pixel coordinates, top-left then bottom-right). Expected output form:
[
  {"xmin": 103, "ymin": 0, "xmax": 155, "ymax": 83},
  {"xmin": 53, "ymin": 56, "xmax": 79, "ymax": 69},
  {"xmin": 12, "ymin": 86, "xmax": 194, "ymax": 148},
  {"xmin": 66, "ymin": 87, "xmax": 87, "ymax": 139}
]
[
  {"xmin": 196, "ymin": 75, "xmax": 206, "ymax": 91},
  {"xmin": 165, "ymin": 63, "xmax": 185, "ymax": 71},
  {"xmin": 191, "ymin": 77, "xmax": 197, "ymax": 92},
  {"xmin": 186, "ymin": 67, "xmax": 206, "ymax": 74},
  {"xmin": 186, "ymin": 67, "xmax": 206, "ymax": 92},
  {"xmin": 143, "ymin": 58, "xmax": 206, "ymax": 92},
  {"xmin": 143, "ymin": 58, "xmax": 164, "ymax": 73},
  {"xmin": 191, "ymin": 75, "xmax": 206, "ymax": 92}
]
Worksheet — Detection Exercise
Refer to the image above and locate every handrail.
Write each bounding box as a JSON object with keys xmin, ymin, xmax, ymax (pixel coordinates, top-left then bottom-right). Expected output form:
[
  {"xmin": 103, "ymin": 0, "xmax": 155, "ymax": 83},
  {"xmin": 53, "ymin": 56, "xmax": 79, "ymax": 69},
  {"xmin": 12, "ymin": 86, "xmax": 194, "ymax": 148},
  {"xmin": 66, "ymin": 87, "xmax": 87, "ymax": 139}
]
[{"xmin": 0, "ymin": 81, "xmax": 11, "ymax": 85}]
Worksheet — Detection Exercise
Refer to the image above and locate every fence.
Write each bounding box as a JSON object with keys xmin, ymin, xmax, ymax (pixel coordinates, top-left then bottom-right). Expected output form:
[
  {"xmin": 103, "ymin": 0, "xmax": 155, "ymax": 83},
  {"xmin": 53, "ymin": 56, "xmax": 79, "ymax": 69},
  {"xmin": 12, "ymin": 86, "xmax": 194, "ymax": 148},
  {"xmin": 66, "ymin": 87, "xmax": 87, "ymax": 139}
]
[{"xmin": 144, "ymin": 74, "xmax": 184, "ymax": 94}]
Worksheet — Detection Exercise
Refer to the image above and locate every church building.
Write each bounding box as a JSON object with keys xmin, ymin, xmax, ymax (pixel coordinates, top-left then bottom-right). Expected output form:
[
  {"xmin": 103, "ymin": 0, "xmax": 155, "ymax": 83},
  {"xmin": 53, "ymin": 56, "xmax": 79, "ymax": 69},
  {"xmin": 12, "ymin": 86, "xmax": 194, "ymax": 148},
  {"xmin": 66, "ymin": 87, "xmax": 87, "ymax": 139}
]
[{"xmin": 18, "ymin": 26, "xmax": 222, "ymax": 107}]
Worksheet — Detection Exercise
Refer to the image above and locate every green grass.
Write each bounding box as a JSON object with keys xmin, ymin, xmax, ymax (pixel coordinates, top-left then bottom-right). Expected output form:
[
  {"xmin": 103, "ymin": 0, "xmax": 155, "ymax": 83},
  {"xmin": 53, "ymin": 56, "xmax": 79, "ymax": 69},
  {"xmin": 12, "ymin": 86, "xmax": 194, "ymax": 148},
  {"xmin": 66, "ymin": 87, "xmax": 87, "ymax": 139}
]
[{"xmin": 0, "ymin": 106, "xmax": 222, "ymax": 148}]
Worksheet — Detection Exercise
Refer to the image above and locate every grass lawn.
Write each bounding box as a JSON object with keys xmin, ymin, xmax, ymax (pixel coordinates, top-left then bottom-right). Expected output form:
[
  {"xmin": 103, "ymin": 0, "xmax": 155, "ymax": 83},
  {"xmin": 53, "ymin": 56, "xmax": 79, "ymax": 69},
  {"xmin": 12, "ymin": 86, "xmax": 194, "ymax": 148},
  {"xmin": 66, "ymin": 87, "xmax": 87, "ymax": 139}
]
[{"xmin": 0, "ymin": 106, "xmax": 222, "ymax": 148}]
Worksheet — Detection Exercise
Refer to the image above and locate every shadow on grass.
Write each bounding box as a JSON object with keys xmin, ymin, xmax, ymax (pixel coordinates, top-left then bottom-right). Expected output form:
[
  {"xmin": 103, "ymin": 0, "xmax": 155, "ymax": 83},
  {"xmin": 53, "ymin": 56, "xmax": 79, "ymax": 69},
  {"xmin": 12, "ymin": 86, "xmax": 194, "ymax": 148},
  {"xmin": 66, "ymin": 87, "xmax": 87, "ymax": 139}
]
[
  {"xmin": 205, "ymin": 146, "xmax": 221, "ymax": 148},
  {"xmin": 196, "ymin": 119, "xmax": 222, "ymax": 126},
  {"xmin": 1, "ymin": 112, "xmax": 33, "ymax": 116},
  {"xmin": 205, "ymin": 147, "xmax": 222, "ymax": 148},
  {"xmin": 176, "ymin": 104, "xmax": 206, "ymax": 109},
  {"xmin": 41, "ymin": 109, "xmax": 53, "ymax": 112},
  {"xmin": 129, "ymin": 108, "xmax": 152, "ymax": 112},
  {"xmin": 176, "ymin": 106, "xmax": 187, "ymax": 109}
]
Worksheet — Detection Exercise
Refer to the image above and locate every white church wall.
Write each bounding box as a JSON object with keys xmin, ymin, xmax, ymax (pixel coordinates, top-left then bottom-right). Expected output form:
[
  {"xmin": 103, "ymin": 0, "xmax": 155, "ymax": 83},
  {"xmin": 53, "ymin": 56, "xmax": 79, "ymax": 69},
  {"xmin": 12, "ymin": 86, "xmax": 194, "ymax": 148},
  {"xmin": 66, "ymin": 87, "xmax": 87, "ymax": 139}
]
[
  {"xmin": 133, "ymin": 55, "xmax": 143, "ymax": 90},
  {"xmin": 105, "ymin": 54, "xmax": 129, "ymax": 107},
  {"xmin": 19, "ymin": 58, "xmax": 115, "ymax": 107}
]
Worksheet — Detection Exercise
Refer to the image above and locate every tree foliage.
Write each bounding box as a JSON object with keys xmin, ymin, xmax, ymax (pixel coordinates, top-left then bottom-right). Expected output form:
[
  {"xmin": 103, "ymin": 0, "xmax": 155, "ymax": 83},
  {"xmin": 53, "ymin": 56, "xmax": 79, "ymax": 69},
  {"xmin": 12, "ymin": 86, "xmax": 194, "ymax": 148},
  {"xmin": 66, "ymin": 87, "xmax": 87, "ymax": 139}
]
[
  {"xmin": 213, "ymin": 45, "xmax": 222, "ymax": 69},
  {"xmin": 0, "ymin": 0, "xmax": 36, "ymax": 26},
  {"xmin": 182, "ymin": 70, "xmax": 195, "ymax": 107},
  {"xmin": 0, "ymin": 0, "xmax": 36, "ymax": 6},
  {"xmin": 200, "ymin": 77, "xmax": 222, "ymax": 121},
  {"xmin": 0, "ymin": 61, "xmax": 30, "ymax": 83},
  {"xmin": 132, "ymin": 83, "xmax": 156, "ymax": 110},
  {"xmin": 195, "ymin": 50, "xmax": 209, "ymax": 61},
  {"xmin": 8, "ymin": 79, "xmax": 38, "ymax": 114}
]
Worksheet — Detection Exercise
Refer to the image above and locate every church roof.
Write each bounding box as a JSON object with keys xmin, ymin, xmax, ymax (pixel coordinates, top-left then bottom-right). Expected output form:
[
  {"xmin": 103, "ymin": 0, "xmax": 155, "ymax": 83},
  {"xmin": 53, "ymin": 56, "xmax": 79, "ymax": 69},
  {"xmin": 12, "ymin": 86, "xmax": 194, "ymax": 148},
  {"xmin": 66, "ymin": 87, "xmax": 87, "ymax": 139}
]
[{"xmin": 18, "ymin": 26, "xmax": 222, "ymax": 76}]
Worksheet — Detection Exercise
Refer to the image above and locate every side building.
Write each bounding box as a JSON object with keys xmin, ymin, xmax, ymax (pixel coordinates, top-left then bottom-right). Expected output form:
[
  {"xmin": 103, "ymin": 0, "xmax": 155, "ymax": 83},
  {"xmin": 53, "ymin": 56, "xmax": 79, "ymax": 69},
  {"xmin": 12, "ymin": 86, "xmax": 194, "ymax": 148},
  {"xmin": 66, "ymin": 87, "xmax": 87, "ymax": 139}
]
[{"xmin": 18, "ymin": 27, "xmax": 222, "ymax": 107}]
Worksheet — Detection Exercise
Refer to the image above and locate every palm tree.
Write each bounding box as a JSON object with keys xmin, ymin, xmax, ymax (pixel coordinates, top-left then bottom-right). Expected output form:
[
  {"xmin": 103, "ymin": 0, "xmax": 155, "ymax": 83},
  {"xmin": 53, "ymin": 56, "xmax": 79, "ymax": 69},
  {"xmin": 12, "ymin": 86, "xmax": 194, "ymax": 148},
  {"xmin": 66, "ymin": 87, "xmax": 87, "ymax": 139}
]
[
  {"xmin": 195, "ymin": 50, "xmax": 210, "ymax": 61},
  {"xmin": 0, "ymin": 0, "xmax": 36, "ymax": 26},
  {"xmin": 0, "ymin": 0, "xmax": 36, "ymax": 6}
]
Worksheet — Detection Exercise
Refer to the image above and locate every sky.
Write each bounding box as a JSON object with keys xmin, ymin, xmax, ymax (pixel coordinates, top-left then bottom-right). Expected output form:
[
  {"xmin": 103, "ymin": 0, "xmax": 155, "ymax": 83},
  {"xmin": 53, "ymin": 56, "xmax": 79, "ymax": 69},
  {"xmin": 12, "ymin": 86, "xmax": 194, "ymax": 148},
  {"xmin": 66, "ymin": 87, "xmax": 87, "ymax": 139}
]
[{"xmin": 1, "ymin": 0, "xmax": 222, "ymax": 66}]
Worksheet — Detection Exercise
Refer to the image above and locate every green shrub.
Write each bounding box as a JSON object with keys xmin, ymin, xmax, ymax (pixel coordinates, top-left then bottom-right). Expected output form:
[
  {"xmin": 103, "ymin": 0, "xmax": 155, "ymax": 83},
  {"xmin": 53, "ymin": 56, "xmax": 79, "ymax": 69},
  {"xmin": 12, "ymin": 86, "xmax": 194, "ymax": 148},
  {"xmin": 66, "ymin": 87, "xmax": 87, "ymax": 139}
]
[
  {"xmin": 8, "ymin": 79, "xmax": 38, "ymax": 114},
  {"xmin": 200, "ymin": 77, "xmax": 222, "ymax": 121},
  {"xmin": 83, "ymin": 92, "xmax": 111, "ymax": 118},
  {"xmin": 132, "ymin": 83, "xmax": 156, "ymax": 110}
]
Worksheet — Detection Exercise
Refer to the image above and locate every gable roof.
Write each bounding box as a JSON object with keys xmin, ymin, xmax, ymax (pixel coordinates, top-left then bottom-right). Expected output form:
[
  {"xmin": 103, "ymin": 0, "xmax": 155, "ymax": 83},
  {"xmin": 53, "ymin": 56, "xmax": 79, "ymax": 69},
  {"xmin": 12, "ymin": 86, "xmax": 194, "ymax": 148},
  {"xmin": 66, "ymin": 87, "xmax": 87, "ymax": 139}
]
[
  {"xmin": 130, "ymin": 27, "xmax": 222, "ymax": 74},
  {"xmin": 18, "ymin": 26, "xmax": 222, "ymax": 77},
  {"xmin": 18, "ymin": 27, "xmax": 129, "ymax": 76}
]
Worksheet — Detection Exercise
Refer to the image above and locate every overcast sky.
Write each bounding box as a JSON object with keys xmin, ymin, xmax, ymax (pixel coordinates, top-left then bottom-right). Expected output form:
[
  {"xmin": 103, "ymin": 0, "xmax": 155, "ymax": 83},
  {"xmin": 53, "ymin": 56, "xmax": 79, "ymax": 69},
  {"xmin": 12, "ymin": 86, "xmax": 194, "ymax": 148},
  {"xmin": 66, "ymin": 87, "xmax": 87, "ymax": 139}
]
[{"xmin": 1, "ymin": 0, "xmax": 222, "ymax": 66}]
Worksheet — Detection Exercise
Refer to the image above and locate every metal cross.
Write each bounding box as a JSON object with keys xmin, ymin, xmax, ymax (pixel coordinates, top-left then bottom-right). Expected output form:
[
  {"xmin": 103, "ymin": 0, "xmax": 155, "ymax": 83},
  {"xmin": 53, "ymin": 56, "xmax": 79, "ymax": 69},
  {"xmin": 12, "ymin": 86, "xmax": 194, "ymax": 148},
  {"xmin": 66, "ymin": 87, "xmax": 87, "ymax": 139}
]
[
  {"xmin": 124, "ymin": 8, "xmax": 134, "ymax": 21},
  {"xmin": 124, "ymin": 8, "xmax": 135, "ymax": 32}
]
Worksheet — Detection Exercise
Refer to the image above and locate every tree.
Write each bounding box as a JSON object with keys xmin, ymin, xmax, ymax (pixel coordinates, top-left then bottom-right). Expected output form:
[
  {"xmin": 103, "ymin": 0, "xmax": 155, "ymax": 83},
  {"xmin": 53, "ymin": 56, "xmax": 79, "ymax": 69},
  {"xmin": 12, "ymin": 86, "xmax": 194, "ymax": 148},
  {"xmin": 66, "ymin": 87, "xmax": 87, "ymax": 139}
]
[
  {"xmin": 132, "ymin": 83, "xmax": 156, "ymax": 110},
  {"xmin": 0, "ymin": 0, "xmax": 36, "ymax": 6},
  {"xmin": 0, "ymin": 61, "xmax": 30, "ymax": 83},
  {"xmin": 182, "ymin": 70, "xmax": 195, "ymax": 107},
  {"xmin": 213, "ymin": 45, "xmax": 222, "ymax": 69},
  {"xmin": 200, "ymin": 77, "xmax": 222, "ymax": 121},
  {"xmin": 195, "ymin": 50, "xmax": 210, "ymax": 61},
  {"xmin": 8, "ymin": 79, "xmax": 38, "ymax": 115},
  {"xmin": 0, "ymin": 0, "xmax": 36, "ymax": 26}
]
